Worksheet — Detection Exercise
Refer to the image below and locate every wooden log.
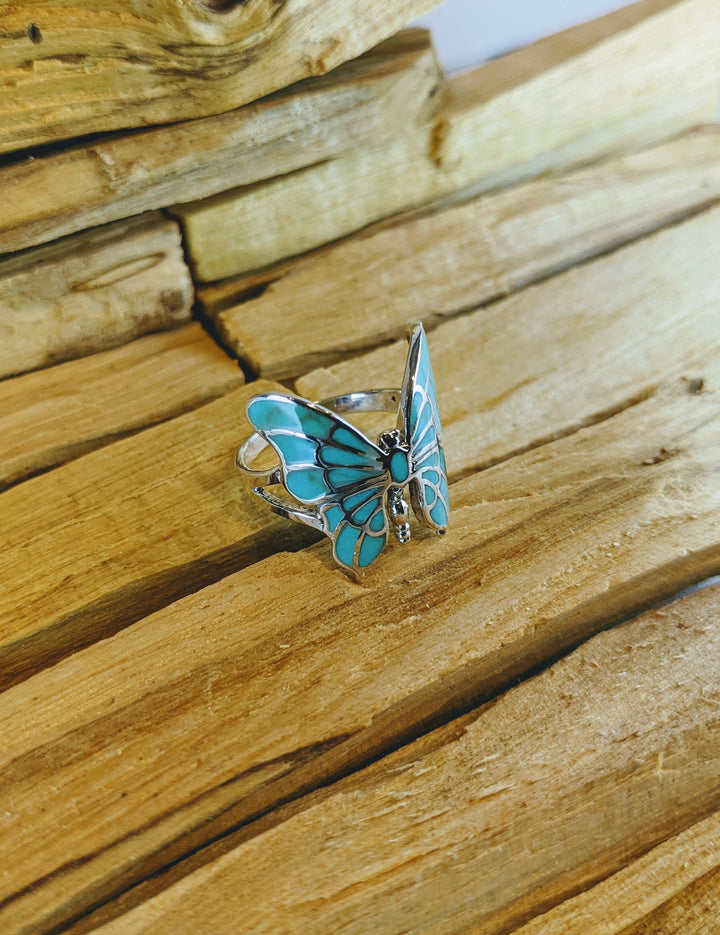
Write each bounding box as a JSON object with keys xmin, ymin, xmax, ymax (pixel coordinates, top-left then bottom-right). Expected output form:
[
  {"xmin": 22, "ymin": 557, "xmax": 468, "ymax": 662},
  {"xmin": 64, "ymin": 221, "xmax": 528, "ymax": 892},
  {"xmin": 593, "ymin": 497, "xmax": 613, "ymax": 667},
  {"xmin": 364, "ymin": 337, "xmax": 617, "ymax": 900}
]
[
  {"xmin": 0, "ymin": 214, "xmax": 194, "ymax": 379},
  {"xmin": 512, "ymin": 810, "xmax": 720, "ymax": 934},
  {"xmin": 0, "ymin": 31, "xmax": 443, "ymax": 256},
  {"xmin": 0, "ymin": 323, "xmax": 244, "ymax": 490},
  {"xmin": 176, "ymin": 0, "xmax": 720, "ymax": 283},
  {"xmin": 217, "ymin": 129, "xmax": 720, "ymax": 378},
  {"xmin": 3, "ymin": 362, "xmax": 720, "ymax": 934},
  {"xmin": 0, "ymin": 0, "xmax": 439, "ymax": 155},
  {"xmin": 0, "ymin": 380, "xmax": 315, "ymax": 691},
  {"xmin": 86, "ymin": 583, "xmax": 720, "ymax": 935}
]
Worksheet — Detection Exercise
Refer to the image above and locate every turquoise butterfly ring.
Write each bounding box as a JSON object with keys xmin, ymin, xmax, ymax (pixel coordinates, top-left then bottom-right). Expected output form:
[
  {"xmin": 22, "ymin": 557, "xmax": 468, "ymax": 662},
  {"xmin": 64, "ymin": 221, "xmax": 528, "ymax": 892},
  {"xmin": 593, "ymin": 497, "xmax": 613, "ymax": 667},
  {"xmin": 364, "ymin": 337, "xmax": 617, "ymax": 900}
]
[{"xmin": 236, "ymin": 322, "xmax": 449, "ymax": 576}]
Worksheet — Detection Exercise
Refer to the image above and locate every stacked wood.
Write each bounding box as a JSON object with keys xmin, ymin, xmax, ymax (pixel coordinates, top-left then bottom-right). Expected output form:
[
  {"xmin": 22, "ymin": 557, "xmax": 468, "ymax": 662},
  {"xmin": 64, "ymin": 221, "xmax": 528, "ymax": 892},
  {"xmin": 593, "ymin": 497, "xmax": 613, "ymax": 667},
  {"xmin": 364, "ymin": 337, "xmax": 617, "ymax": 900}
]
[
  {"xmin": 0, "ymin": 0, "xmax": 439, "ymax": 153},
  {"xmin": 2, "ymin": 0, "xmax": 720, "ymax": 932},
  {"xmin": 174, "ymin": 0, "xmax": 720, "ymax": 282}
]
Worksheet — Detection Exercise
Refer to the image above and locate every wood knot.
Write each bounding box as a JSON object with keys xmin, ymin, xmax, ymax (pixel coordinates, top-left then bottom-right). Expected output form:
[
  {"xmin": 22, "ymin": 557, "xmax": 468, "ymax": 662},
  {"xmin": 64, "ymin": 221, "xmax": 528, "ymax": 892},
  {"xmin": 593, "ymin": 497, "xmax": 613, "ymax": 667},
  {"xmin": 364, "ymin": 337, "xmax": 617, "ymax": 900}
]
[{"xmin": 682, "ymin": 376, "xmax": 705, "ymax": 395}]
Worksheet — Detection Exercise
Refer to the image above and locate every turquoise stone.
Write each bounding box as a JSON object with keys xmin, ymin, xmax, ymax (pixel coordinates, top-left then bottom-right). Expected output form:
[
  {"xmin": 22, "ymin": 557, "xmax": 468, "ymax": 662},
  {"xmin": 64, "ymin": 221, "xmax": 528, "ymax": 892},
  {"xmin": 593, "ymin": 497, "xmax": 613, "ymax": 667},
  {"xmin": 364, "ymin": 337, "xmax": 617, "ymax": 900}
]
[
  {"xmin": 358, "ymin": 533, "xmax": 386, "ymax": 567},
  {"xmin": 334, "ymin": 524, "xmax": 360, "ymax": 567},
  {"xmin": 286, "ymin": 468, "xmax": 328, "ymax": 502},
  {"xmin": 389, "ymin": 449, "xmax": 410, "ymax": 484}
]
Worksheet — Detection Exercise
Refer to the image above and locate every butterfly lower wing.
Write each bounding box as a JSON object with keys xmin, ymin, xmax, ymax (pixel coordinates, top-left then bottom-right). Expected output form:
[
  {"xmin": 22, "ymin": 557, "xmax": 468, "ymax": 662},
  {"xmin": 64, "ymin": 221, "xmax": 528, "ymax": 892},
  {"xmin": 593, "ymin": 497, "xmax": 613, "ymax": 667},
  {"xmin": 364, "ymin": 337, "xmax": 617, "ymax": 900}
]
[
  {"xmin": 247, "ymin": 394, "xmax": 389, "ymax": 572},
  {"xmin": 400, "ymin": 324, "xmax": 450, "ymax": 532}
]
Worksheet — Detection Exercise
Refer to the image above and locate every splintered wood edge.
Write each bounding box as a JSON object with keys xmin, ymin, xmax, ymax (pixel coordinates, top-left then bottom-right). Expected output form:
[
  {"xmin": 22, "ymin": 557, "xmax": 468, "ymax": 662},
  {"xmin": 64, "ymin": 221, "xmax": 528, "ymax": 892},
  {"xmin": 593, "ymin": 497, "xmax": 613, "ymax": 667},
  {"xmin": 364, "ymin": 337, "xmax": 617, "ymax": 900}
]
[
  {"xmin": 85, "ymin": 583, "xmax": 720, "ymax": 935},
  {"xmin": 3, "ymin": 361, "xmax": 720, "ymax": 933},
  {"xmin": 0, "ymin": 323, "xmax": 244, "ymax": 490},
  {"xmin": 0, "ymin": 30, "xmax": 445, "ymax": 255}
]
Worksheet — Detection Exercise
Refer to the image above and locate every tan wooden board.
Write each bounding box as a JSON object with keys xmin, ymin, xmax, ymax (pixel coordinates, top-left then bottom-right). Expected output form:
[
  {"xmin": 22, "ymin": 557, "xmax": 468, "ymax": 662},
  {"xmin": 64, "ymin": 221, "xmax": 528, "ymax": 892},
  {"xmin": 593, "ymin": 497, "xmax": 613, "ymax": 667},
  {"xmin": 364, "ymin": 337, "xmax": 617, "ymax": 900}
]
[
  {"xmin": 87, "ymin": 583, "xmax": 720, "ymax": 935},
  {"xmin": 0, "ymin": 323, "xmax": 244, "ymax": 490},
  {"xmin": 217, "ymin": 129, "xmax": 720, "ymax": 378},
  {"xmin": 3, "ymin": 361, "xmax": 720, "ymax": 934},
  {"xmin": 298, "ymin": 205, "xmax": 720, "ymax": 478},
  {"xmin": 176, "ymin": 0, "xmax": 720, "ymax": 282},
  {"xmin": 0, "ymin": 0, "xmax": 439, "ymax": 154},
  {"xmin": 0, "ymin": 213, "xmax": 194, "ymax": 379},
  {"xmin": 0, "ymin": 379, "xmax": 317, "ymax": 691},
  {"xmin": 512, "ymin": 809, "xmax": 720, "ymax": 934},
  {"xmin": 623, "ymin": 865, "xmax": 720, "ymax": 934},
  {"xmin": 0, "ymin": 31, "xmax": 443, "ymax": 256}
]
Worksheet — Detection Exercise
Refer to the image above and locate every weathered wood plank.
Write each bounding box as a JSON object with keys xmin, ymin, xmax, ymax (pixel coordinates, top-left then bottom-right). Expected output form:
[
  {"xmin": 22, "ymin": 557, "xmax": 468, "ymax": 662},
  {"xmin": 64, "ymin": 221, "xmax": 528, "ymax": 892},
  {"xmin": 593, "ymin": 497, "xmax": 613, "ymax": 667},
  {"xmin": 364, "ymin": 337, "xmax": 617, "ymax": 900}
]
[
  {"xmin": 510, "ymin": 808, "xmax": 720, "ymax": 934},
  {"xmin": 0, "ymin": 380, "xmax": 314, "ymax": 691},
  {"xmin": 0, "ymin": 0, "xmax": 439, "ymax": 155},
  {"xmin": 216, "ymin": 129, "xmax": 720, "ymax": 378},
  {"xmin": 0, "ymin": 323, "xmax": 244, "ymax": 490},
  {"xmin": 298, "ymin": 204, "xmax": 720, "ymax": 476},
  {"xmin": 3, "ymin": 362, "xmax": 720, "ymax": 934},
  {"xmin": 87, "ymin": 583, "xmax": 720, "ymax": 935},
  {"xmin": 0, "ymin": 31, "xmax": 443, "ymax": 256},
  {"xmin": 0, "ymin": 214, "xmax": 194, "ymax": 379},
  {"xmin": 177, "ymin": 0, "xmax": 720, "ymax": 282},
  {"xmin": 622, "ymin": 865, "xmax": 720, "ymax": 935}
]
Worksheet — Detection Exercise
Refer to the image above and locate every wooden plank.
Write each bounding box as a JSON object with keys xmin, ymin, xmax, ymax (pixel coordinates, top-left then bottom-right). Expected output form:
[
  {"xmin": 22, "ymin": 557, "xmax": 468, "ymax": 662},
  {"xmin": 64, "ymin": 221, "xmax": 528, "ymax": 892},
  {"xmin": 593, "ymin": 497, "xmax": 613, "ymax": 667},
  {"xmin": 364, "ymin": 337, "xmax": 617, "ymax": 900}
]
[
  {"xmin": 86, "ymin": 583, "xmax": 720, "ymax": 935},
  {"xmin": 0, "ymin": 0, "xmax": 439, "ymax": 155},
  {"xmin": 622, "ymin": 866, "xmax": 720, "ymax": 934},
  {"xmin": 0, "ymin": 323, "xmax": 244, "ymax": 490},
  {"xmin": 511, "ymin": 809, "xmax": 720, "ymax": 934},
  {"xmin": 0, "ymin": 379, "xmax": 314, "ymax": 692},
  {"xmin": 176, "ymin": 0, "xmax": 720, "ymax": 283},
  {"xmin": 0, "ymin": 31, "xmax": 443, "ymax": 256},
  {"xmin": 3, "ymin": 361, "xmax": 720, "ymax": 934},
  {"xmin": 216, "ymin": 129, "xmax": 720, "ymax": 378},
  {"xmin": 298, "ymin": 204, "xmax": 720, "ymax": 476},
  {"xmin": 0, "ymin": 214, "xmax": 194, "ymax": 379}
]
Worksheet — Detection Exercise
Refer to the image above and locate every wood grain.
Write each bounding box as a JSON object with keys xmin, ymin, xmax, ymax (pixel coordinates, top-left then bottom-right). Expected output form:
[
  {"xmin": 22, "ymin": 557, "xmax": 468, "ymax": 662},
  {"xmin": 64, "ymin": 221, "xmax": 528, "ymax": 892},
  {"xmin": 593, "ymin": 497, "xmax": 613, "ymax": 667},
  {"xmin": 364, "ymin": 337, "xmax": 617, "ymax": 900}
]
[
  {"xmin": 216, "ymin": 129, "xmax": 720, "ymax": 378},
  {"xmin": 298, "ymin": 204, "xmax": 720, "ymax": 477},
  {"xmin": 512, "ymin": 810, "xmax": 720, "ymax": 934},
  {"xmin": 0, "ymin": 323, "xmax": 244, "ymax": 490},
  {"xmin": 0, "ymin": 380, "xmax": 315, "ymax": 691},
  {"xmin": 0, "ymin": 31, "xmax": 443, "ymax": 255},
  {"xmin": 623, "ymin": 864, "xmax": 720, "ymax": 934},
  {"xmin": 0, "ymin": 0, "xmax": 439, "ymax": 154},
  {"xmin": 3, "ymin": 362, "xmax": 720, "ymax": 934},
  {"xmin": 88, "ymin": 583, "xmax": 720, "ymax": 935},
  {"xmin": 177, "ymin": 0, "xmax": 720, "ymax": 283},
  {"xmin": 0, "ymin": 213, "xmax": 194, "ymax": 379}
]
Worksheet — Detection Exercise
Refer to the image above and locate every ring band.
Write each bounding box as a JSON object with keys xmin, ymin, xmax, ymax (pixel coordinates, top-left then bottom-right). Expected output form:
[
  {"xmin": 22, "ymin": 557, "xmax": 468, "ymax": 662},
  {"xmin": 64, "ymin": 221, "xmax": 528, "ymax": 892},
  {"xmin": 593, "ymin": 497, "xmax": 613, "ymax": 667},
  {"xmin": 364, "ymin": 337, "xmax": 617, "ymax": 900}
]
[{"xmin": 236, "ymin": 323, "xmax": 449, "ymax": 576}]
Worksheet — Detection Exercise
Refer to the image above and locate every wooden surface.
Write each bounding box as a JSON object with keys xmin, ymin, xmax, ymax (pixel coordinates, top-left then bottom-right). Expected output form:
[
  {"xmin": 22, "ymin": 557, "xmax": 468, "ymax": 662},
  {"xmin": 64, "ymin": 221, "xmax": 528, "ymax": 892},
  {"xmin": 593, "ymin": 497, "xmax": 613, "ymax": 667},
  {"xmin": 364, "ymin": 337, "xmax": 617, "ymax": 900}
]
[
  {"xmin": 175, "ymin": 0, "xmax": 720, "ymax": 282},
  {"xmin": 3, "ymin": 361, "xmax": 720, "ymax": 933},
  {"xmin": 0, "ymin": 323, "xmax": 243, "ymax": 490},
  {"xmin": 2, "ymin": 3, "xmax": 719, "ymax": 932},
  {"xmin": 0, "ymin": 213, "xmax": 194, "ymax": 379},
  {"xmin": 0, "ymin": 30, "xmax": 443, "ymax": 255},
  {"xmin": 217, "ymin": 129, "xmax": 720, "ymax": 378},
  {"xmin": 0, "ymin": 0, "xmax": 439, "ymax": 154},
  {"xmin": 89, "ymin": 584, "xmax": 720, "ymax": 934}
]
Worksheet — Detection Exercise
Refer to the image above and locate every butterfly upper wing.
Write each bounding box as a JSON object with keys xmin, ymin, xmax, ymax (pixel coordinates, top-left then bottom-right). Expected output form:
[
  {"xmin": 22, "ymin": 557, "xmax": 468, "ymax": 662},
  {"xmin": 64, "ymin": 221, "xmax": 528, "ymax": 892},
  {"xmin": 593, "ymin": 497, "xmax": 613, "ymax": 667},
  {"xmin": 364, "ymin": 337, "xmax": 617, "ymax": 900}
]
[
  {"xmin": 247, "ymin": 394, "xmax": 390, "ymax": 572},
  {"xmin": 400, "ymin": 324, "xmax": 449, "ymax": 532}
]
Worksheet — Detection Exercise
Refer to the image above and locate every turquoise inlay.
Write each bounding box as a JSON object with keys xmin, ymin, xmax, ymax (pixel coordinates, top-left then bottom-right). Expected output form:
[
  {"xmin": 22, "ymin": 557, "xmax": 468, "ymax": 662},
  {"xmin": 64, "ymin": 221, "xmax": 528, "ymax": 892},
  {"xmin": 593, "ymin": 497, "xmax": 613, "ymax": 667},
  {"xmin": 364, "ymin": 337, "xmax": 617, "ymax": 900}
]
[
  {"xmin": 333, "ymin": 426, "xmax": 368, "ymax": 452},
  {"xmin": 322, "ymin": 447, "xmax": 377, "ymax": 468},
  {"xmin": 273, "ymin": 433, "xmax": 318, "ymax": 466},
  {"xmin": 358, "ymin": 532, "xmax": 386, "ymax": 567},
  {"xmin": 353, "ymin": 496, "xmax": 381, "ymax": 524},
  {"xmin": 430, "ymin": 498, "xmax": 448, "ymax": 527},
  {"xmin": 286, "ymin": 467, "xmax": 328, "ymax": 502},
  {"xmin": 322, "ymin": 504, "xmax": 344, "ymax": 533},
  {"xmin": 421, "ymin": 469, "xmax": 440, "ymax": 486},
  {"xmin": 298, "ymin": 406, "xmax": 334, "ymax": 439},
  {"xmin": 335, "ymin": 523, "xmax": 360, "ymax": 567},
  {"xmin": 343, "ymin": 488, "xmax": 375, "ymax": 511},
  {"xmin": 389, "ymin": 449, "xmax": 410, "ymax": 484},
  {"xmin": 248, "ymin": 397, "xmax": 298, "ymax": 433},
  {"xmin": 328, "ymin": 467, "xmax": 371, "ymax": 489},
  {"xmin": 369, "ymin": 510, "xmax": 385, "ymax": 533}
]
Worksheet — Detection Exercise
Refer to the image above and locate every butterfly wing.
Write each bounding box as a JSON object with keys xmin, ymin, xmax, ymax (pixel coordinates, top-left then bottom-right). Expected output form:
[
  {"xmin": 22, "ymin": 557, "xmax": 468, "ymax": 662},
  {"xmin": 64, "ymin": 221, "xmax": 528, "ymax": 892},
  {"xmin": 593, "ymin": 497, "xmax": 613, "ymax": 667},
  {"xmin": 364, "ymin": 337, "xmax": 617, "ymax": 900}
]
[
  {"xmin": 400, "ymin": 323, "xmax": 449, "ymax": 532},
  {"xmin": 247, "ymin": 394, "xmax": 390, "ymax": 572}
]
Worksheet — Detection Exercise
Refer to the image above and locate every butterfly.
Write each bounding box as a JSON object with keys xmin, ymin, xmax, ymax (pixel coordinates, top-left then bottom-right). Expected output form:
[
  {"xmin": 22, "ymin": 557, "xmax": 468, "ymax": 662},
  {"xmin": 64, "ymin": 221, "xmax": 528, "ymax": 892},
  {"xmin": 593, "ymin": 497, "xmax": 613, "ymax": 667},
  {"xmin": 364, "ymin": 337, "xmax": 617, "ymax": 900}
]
[{"xmin": 246, "ymin": 322, "xmax": 449, "ymax": 575}]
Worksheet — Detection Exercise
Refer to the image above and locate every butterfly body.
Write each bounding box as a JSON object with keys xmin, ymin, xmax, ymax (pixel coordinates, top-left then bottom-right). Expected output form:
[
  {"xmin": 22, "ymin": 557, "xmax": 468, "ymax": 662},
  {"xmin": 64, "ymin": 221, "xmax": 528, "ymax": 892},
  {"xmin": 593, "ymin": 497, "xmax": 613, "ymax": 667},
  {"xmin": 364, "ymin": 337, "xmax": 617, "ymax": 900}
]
[{"xmin": 245, "ymin": 323, "xmax": 448, "ymax": 575}]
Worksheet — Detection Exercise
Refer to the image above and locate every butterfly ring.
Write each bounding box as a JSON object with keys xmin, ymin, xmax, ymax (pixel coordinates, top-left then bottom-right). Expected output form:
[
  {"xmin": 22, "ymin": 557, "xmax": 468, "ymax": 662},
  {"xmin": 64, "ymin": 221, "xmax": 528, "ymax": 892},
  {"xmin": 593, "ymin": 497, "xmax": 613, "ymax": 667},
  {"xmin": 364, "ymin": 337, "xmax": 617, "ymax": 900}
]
[{"xmin": 236, "ymin": 322, "xmax": 449, "ymax": 576}]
